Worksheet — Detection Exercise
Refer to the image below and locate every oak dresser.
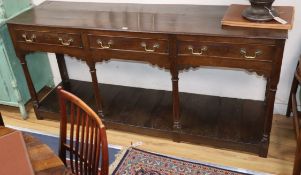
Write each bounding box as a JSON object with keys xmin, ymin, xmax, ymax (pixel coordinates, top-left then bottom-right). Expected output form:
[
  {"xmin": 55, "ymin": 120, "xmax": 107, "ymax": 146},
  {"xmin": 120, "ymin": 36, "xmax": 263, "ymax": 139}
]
[{"xmin": 7, "ymin": 1, "xmax": 288, "ymax": 157}]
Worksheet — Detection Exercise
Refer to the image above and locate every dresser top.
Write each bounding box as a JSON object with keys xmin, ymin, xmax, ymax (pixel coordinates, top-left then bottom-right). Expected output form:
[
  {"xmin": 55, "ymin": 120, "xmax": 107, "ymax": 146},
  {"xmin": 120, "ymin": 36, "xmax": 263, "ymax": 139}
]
[{"xmin": 8, "ymin": 1, "xmax": 287, "ymax": 39}]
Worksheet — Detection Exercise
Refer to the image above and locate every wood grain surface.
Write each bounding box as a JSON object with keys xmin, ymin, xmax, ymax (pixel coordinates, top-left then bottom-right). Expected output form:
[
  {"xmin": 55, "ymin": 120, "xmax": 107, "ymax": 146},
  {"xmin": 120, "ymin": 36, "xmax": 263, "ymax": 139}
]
[
  {"xmin": 7, "ymin": 1, "xmax": 288, "ymax": 158},
  {"xmin": 8, "ymin": 1, "xmax": 287, "ymax": 39},
  {"xmin": 0, "ymin": 127, "xmax": 65, "ymax": 175},
  {"xmin": 222, "ymin": 4, "xmax": 294, "ymax": 30}
]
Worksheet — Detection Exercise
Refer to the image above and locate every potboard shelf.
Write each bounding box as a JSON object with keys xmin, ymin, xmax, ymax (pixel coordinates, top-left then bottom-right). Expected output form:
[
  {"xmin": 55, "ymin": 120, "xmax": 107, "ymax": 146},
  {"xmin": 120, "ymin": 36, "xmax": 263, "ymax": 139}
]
[{"xmin": 37, "ymin": 79, "xmax": 265, "ymax": 154}]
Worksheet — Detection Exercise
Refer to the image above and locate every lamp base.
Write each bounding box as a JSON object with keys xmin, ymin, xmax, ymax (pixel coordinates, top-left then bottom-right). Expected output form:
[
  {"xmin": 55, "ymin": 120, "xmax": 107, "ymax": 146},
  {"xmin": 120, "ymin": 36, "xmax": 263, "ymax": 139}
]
[
  {"xmin": 242, "ymin": 6, "xmax": 278, "ymax": 22},
  {"xmin": 242, "ymin": 0, "xmax": 278, "ymax": 22}
]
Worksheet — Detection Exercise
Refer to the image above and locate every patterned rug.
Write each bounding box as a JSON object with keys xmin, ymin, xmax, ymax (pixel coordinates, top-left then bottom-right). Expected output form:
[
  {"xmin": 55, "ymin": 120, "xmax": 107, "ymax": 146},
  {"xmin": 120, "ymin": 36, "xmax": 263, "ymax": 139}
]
[{"xmin": 110, "ymin": 148, "xmax": 269, "ymax": 175}]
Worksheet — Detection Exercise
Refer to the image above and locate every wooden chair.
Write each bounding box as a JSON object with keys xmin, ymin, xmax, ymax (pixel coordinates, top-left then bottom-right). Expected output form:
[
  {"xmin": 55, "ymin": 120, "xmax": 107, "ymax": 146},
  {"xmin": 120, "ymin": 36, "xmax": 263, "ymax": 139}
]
[
  {"xmin": 57, "ymin": 86, "xmax": 109, "ymax": 175},
  {"xmin": 287, "ymin": 58, "xmax": 301, "ymax": 175},
  {"xmin": 0, "ymin": 112, "xmax": 4, "ymax": 126}
]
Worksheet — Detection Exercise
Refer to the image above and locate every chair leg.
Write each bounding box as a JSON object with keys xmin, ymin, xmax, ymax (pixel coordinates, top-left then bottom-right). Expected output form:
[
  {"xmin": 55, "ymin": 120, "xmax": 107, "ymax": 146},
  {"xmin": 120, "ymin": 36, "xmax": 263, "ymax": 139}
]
[
  {"xmin": 293, "ymin": 135, "xmax": 301, "ymax": 175},
  {"xmin": 0, "ymin": 113, "xmax": 4, "ymax": 126},
  {"xmin": 287, "ymin": 76, "xmax": 299, "ymax": 117}
]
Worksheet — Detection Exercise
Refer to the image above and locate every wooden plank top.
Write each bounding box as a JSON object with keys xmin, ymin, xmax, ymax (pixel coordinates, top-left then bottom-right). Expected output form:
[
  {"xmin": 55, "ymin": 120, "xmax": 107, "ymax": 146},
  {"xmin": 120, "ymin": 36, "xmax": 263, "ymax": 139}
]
[
  {"xmin": 8, "ymin": 1, "xmax": 287, "ymax": 39},
  {"xmin": 0, "ymin": 127, "xmax": 65, "ymax": 175},
  {"xmin": 222, "ymin": 4, "xmax": 294, "ymax": 30}
]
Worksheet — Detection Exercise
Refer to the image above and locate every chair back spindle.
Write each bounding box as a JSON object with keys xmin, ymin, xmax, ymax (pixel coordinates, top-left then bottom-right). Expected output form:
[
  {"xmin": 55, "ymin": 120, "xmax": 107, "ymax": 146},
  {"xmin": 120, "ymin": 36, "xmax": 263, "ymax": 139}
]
[{"xmin": 57, "ymin": 86, "xmax": 109, "ymax": 175}]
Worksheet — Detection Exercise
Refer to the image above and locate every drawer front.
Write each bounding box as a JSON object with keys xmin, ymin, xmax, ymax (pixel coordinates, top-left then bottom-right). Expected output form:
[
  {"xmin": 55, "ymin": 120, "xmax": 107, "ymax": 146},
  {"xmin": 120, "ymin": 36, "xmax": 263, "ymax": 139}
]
[
  {"xmin": 89, "ymin": 35, "xmax": 168, "ymax": 54},
  {"xmin": 15, "ymin": 29, "xmax": 82, "ymax": 48},
  {"xmin": 178, "ymin": 41, "xmax": 275, "ymax": 61}
]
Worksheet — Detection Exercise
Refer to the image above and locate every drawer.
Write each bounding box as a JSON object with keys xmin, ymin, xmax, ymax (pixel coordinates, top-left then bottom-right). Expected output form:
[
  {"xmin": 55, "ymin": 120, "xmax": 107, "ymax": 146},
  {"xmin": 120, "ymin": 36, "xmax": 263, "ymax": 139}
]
[
  {"xmin": 178, "ymin": 41, "xmax": 275, "ymax": 61},
  {"xmin": 88, "ymin": 35, "xmax": 168, "ymax": 54},
  {"xmin": 15, "ymin": 29, "xmax": 82, "ymax": 48}
]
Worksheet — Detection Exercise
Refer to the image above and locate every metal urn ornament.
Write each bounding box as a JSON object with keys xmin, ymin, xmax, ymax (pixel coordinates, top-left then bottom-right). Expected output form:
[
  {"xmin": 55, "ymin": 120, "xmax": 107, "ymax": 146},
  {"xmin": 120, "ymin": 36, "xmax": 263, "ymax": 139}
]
[{"xmin": 242, "ymin": 0, "xmax": 278, "ymax": 22}]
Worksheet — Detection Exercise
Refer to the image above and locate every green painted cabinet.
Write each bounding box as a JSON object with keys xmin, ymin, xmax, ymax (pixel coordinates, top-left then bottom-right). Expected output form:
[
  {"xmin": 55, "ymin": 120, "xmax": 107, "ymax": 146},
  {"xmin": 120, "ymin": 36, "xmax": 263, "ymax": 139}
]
[{"xmin": 0, "ymin": 0, "xmax": 54, "ymax": 118}]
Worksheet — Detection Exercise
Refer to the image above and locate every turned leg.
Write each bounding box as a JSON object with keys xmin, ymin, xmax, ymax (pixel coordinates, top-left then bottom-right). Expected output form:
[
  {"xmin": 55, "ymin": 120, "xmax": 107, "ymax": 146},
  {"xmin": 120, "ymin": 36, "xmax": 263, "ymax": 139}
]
[
  {"xmin": 171, "ymin": 67, "xmax": 181, "ymax": 130},
  {"xmin": 56, "ymin": 53, "xmax": 70, "ymax": 90},
  {"xmin": 168, "ymin": 35, "xmax": 181, "ymax": 131},
  {"xmin": 264, "ymin": 80, "xmax": 270, "ymax": 103},
  {"xmin": 19, "ymin": 55, "xmax": 41, "ymax": 119},
  {"xmin": 260, "ymin": 78, "xmax": 276, "ymax": 157},
  {"xmin": 260, "ymin": 41, "xmax": 285, "ymax": 157},
  {"xmin": 87, "ymin": 63, "xmax": 104, "ymax": 117}
]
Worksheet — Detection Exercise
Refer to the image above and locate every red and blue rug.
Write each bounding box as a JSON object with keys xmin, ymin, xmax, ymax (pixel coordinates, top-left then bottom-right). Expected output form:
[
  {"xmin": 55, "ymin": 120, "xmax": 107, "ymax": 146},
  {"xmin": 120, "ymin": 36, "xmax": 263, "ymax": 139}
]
[{"xmin": 111, "ymin": 148, "xmax": 269, "ymax": 175}]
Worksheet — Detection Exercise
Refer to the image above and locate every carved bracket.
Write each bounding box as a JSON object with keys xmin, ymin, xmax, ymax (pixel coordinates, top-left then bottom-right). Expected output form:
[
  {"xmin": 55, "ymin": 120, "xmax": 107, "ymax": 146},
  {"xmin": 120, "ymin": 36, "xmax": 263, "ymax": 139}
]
[
  {"xmin": 178, "ymin": 65, "xmax": 270, "ymax": 78},
  {"xmin": 93, "ymin": 57, "xmax": 172, "ymax": 71}
]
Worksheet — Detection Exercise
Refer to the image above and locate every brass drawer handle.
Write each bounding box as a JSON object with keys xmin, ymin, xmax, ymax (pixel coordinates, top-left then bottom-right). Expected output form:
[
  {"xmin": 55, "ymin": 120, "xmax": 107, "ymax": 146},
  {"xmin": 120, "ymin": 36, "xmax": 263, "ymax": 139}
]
[
  {"xmin": 22, "ymin": 33, "xmax": 36, "ymax": 43},
  {"xmin": 97, "ymin": 39, "xmax": 113, "ymax": 49},
  {"xmin": 59, "ymin": 37, "xmax": 73, "ymax": 46},
  {"xmin": 240, "ymin": 48, "xmax": 262, "ymax": 59},
  {"xmin": 141, "ymin": 42, "xmax": 160, "ymax": 52},
  {"xmin": 188, "ymin": 45, "xmax": 208, "ymax": 56}
]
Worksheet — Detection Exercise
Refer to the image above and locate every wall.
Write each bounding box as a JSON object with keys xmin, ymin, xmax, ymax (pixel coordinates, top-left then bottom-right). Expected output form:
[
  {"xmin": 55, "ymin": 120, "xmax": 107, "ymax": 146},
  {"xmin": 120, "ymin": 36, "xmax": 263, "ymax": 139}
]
[{"xmin": 32, "ymin": 0, "xmax": 301, "ymax": 115}]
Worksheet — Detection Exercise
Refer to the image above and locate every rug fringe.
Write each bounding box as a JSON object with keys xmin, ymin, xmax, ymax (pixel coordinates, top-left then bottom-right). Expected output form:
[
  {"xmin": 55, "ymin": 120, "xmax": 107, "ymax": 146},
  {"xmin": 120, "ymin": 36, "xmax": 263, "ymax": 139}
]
[
  {"xmin": 109, "ymin": 147, "xmax": 128, "ymax": 175},
  {"xmin": 109, "ymin": 142, "xmax": 143, "ymax": 175},
  {"xmin": 110, "ymin": 146, "xmax": 272, "ymax": 175}
]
